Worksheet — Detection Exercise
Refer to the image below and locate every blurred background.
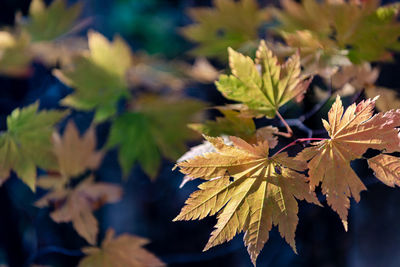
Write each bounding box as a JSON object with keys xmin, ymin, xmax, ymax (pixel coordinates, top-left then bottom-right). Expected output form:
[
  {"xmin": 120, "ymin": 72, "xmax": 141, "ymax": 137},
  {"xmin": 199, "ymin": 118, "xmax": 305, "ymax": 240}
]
[{"xmin": 0, "ymin": 0, "xmax": 400, "ymax": 266}]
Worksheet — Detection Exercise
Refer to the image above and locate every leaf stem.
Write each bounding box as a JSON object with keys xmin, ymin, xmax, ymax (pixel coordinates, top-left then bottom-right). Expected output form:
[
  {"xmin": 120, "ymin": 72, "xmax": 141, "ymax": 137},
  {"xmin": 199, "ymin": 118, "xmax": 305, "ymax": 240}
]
[
  {"xmin": 275, "ymin": 111, "xmax": 293, "ymax": 138},
  {"xmin": 273, "ymin": 138, "xmax": 327, "ymax": 156}
]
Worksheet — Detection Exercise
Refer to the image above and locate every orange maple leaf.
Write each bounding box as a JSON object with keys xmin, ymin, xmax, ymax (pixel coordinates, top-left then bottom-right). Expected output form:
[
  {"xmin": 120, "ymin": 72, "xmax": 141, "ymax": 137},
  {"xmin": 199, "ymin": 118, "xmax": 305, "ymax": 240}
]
[{"xmin": 297, "ymin": 95, "xmax": 400, "ymax": 229}]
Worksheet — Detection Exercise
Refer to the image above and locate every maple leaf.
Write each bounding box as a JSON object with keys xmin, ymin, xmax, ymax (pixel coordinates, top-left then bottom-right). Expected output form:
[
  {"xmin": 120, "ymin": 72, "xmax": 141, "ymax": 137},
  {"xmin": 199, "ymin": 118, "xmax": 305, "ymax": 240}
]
[
  {"xmin": 0, "ymin": 102, "xmax": 67, "ymax": 191},
  {"xmin": 54, "ymin": 31, "xmax": 132, "ymax": 122},
  {"xmin": 186, "ymin": 57, "xmax": 220, "ymax": 84},
  {"xmin": 271, "ymin": 0, "xmax": 400, "ymax": 64},
  {"xmin": 181, "ymin": 0, "xmax": 269, "ymax": 60},
  {"xmin": 174, "ymin": 136, "xmax": 320, "ymax": 265},
  {"xmin": 0, "ymin": 31, "xmax": 32, "ymax": 76},
  {"xmin": 216, "ymin": 40, "xmax": 312, "ymax": 118},
  {"xmin": 126, "ymin": 52, "xmax": 188, "ymax": 91},
  {"xmin": 365, "ymin": 86, "xmax": 400, "ymax": 111},
  {"xmin": 106, "ymin": 95, "xmax": 204, "ymax": 179},
  {"xmin": 297, "ymin": 95, "xmax": 400, "ymax": 229},
  {"xmin": 78, "ymin": 228, "xmax": 165, "ymax": 267},
  {"xmin": 36, "ymin": 176, "xmax": 122, "ymax": 245},
  {"xmin": 46, "ymin": 120, "xmax": 103, "ymax": 182},
  {"xmin": 329, "ymin": 63, "xmax": 400, "ymax": 111},
  {"xmin": 189, "ymin": 107, "xmax": 278, "ymax": 146},
  {"xmin": 367, "ymin": 154, "xmax": 400, "ymax": 187},
  {"xmin": 19, "ymin": 0, "xmax": 82, "ymax": 42}
]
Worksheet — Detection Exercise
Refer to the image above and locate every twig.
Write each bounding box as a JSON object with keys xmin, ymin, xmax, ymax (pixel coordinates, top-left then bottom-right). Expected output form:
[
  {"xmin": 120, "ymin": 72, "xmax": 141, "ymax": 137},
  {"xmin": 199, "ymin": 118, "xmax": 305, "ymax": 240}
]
[
  {"xmin": 275, "ymin": 111, "xmax": 293, "ymax": 138},
  {"xmin": 273, "ymin": 138, "xmax": 327, "ymax": 156}
]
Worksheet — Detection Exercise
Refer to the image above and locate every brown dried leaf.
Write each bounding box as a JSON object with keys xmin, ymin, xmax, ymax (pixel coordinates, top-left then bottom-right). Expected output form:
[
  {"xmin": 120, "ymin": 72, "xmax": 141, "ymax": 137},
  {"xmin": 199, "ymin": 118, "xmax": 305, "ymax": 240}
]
[
  {"xmin": 35, "ymin": 177, "xmax": 122, "ymax": 245},
  {"xmin": 52, "ymin": 121, "xmax": 103, "ymax": 179}
]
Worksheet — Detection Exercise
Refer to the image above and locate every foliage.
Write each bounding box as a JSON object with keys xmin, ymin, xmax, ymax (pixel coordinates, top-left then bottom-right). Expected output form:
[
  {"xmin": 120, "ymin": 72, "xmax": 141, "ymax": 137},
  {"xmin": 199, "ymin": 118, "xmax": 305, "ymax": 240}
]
[
  {"xmin": 271, "ymin": 0, "xmax": 400, "ymax": 65},
  {"xmin": 216, "ymin": 41, "xmax": 311, "ymax": 118},
  {"xmin": 2, "ymin": 0, "xmax": 400, "ymax": 266},
  {"xmin": 181, "ymin": 0, "xmax": 269, "ymax": 60},
  {"xmin": 79, "ymin": 228, "xmax": 165, "ymax": 267},
  {"xmin": 297, "ymin": 96, "xmax": 400, "ymax": 230},
  {"xmin": 20, "ymin": 0, "xmax": 82, "ymax": 42},
  {"xmin": 174, "ymin": 136, "xmax": 320, "ymax": 264},
  {"xmin": 0, "ymin": 102, "xmax": 66, "ymax": 191},
  {"xmin": 54, "ymin": 31, "xmax": 133, "ymax": 122},
  {"xmin": 106, "ymin": 96, "xmax": 205, "ymax": 178}
]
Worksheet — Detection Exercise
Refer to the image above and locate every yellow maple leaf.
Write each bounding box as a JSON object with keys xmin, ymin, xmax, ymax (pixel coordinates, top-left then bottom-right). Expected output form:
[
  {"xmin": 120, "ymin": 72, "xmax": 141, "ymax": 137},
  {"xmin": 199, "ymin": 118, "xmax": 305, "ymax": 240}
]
[
  {"xmin": 297, "ymin": 95, "xmax": 400, "ymax": 230},
  {"xmin": 79, "ymin": 228, "xmax": 165, "ymax": 267},
  {"xmin": 216, "ymin": 40, "xmax": 312, "ymax": 118},
  {"xmin": 35, "ymin": 176, "xmax": 122, "ymax": 245},
  {"xmin": 174, "ymin": 136, "xmax": 320, "ymax": 265}
]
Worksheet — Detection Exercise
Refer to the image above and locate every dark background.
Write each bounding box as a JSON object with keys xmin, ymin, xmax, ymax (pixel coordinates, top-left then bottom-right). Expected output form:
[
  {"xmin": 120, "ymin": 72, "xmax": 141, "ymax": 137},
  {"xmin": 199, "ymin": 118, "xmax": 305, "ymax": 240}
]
[{"xmin": 0, "ymin": 0, "xmax": 400, "ymax": 266}]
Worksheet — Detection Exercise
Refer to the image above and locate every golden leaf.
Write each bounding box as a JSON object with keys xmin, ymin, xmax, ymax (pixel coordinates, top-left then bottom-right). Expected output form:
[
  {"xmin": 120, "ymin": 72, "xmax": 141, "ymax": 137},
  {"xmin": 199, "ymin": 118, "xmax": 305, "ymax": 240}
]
[
  {"xmin": 297, "ymin": 95, "xmax": 400, "ymax": 229},
  {"xmin": 52, "ymin": 121, "xmax": 103, "ymax": 179},
  {"xmin": 174, "ymin": 136, "xmax": 319, "ymax": 265},
  {"xmin": 368, "ymin": 154, "xmax": 400, "ymax": 187},
  {"xmin": 79, "ymin": 228, "xmax": 165, "ymax": 267}
]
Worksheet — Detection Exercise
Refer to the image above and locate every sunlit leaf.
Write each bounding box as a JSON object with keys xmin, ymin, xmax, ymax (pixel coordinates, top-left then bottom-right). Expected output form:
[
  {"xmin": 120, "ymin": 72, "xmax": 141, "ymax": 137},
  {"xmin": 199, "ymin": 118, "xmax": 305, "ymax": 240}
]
[
  {"xmin": 216, "ymin": 40, "xmax": 311, "ymax": 118},
  {"xmin": 174, "ymin": 136, "xmax": 320, "ymax": 265},
  {"xmin": 297, "ymin": 96, "xmax": 400, "ymax": 229}
]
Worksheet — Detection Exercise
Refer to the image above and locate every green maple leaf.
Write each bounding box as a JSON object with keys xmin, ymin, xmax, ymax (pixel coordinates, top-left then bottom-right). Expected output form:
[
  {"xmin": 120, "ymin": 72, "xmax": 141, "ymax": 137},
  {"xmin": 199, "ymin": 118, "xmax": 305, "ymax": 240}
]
[
  {"xmin": 216, "ymin": 40, "xmax": 311, "ymax": 118},
  {"xmin": 181, "ymin": 0, "xmax": 269, "ymax": 60},
  {"xmin": 54, "ymin": 31, "xmax": 132, "ymax": 122},
  {"xmin": 20, "ymin": 0, "xmax": 82, "ymax": 42},
  {"xmin": 106, "ymin": 96, "xmax": 205, "ymax": 179},
  {"xmin": 0, "ymin": 103, "xmax": 67, "ymax": 191}
]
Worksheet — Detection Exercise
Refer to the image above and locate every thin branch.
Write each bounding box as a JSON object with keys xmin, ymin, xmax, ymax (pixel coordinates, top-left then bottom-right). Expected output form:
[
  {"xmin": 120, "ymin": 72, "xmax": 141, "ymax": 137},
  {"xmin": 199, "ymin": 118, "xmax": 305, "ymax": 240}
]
[
  {"xmin": 275, "ymin": 111, "xmax": 293, "ymax": 138},
  {"xmin": 273, "ymin": 138, "xmax": 327, "ymax": 156}
]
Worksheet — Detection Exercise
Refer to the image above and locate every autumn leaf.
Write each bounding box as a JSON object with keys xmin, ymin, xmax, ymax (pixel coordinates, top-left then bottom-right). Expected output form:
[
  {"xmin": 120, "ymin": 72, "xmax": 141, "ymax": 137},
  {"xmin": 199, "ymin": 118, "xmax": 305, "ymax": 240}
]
[
  {"xmin": 186, "ymin": 57, "xmax": 220, "ymax": 84},
  {"xmin": 106, "ymin": 96, "xmax": 205, "ymax": 179},
  {"xmin": 271, "ymin": 0, "xmax": 400, "ymax": 64},
  {"xmin": 54, "ymin": 31, "xmax": 132, "ymax": 122},
  {"xmin": 367, "ymin": 154, "xmax": 400, "ymax": 187},
  {"xmin": 297, "ymin": 95, "xmax": 400, "ymax": 229},
  {"xmin": 126, "ymin": 52, "xmax": 188, "ymax": 91},
  {"xmin": 36, "ymin": 176, "xmax": 122, "ymax": 245},
  {"xmin": 181, "ymin": 0, "xmax": 269, "ymax": 60},
  {"xmin": 216, "ymin": 40, "xmax": 312, "ymax": 118},
  {"xmin": 51, "ymin": 120, "xmax": 103, "ymax": 179},
  {"xmin": 0, "ymin": 31, "xmax": 32, "ymax": 76},
  {"xmin": 19, "ymin": 0, "xmax": 82, "ymax": 42},
  {"xmin": 365, "ymin": 86, "xmax": 400, "ymax": 111},
  {"xmin": 189, "ymin": 107, "xmax": 278, "ymax": 146},
  {"xmin": 174, "ymin": 136, "xmax": 320, "ymax": 265},
  {"xmin": 78, "ymin": 228, "xmax": 164, "ymax": 267},
  {"xmin": 0, "ymin": 102, "xmax": 67, "ymax": 191}
]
